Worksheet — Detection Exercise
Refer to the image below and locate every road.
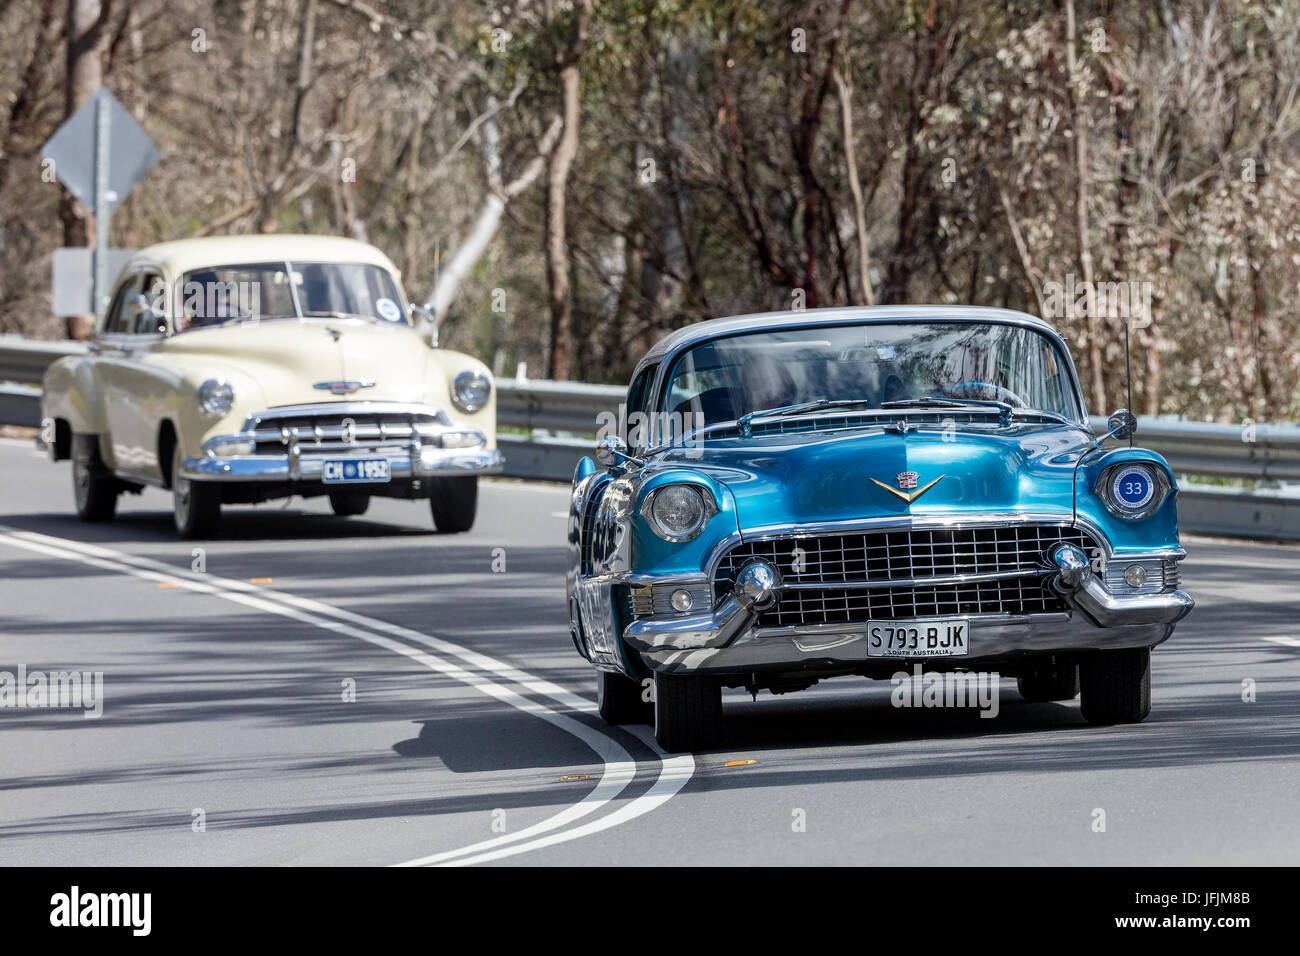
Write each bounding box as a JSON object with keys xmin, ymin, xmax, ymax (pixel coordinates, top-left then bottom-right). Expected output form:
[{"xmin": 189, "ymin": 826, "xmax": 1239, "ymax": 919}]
[{"xmin": 1, "ymin": 437, "xmax": 1298, "ymax": 866}]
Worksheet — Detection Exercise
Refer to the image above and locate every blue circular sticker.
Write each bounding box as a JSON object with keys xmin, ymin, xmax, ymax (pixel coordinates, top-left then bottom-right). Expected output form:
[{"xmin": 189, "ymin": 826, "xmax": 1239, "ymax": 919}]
[
  {"xmin": 1111, "ymin": 465, "xmax": 1155, "ymax": 510},
  {"xmin": 376, "ymin": 297, "xmax": 402, "ymax": 322}
]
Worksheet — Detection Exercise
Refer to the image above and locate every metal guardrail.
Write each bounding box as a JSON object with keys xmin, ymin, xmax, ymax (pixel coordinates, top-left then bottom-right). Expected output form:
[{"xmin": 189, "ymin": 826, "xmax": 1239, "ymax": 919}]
[
  {"xmin": 3, "ymin": 336, "xmax": 1299, "ymax": 538},
  {"xmin": 0, "ymin": 337, "xmax": 85, "ymax": 383}
]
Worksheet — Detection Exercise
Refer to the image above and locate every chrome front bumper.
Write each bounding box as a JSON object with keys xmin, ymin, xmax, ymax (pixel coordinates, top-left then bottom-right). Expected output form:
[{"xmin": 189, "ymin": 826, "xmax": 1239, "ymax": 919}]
[
  {"xmin": 622, "ymin": 563, "xmax": 1193, "ymax": 676},
  {"xmin": 180, "ymin": 446, "xmax": 503, "ymax": 482},
  {"xmin": 180, "ymin": 402, "xmax": 504, "ymax": 482}
]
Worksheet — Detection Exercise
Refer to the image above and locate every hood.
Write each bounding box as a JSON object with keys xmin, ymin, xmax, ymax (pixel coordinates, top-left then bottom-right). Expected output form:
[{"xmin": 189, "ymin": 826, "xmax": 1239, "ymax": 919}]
[
  {"xmin": 654, "ymin": 422, "xmax": 1094, "ymax": 530},
  {"xmin": 158, "ymin": 318, "xmax": 433, "ymax": 408}
]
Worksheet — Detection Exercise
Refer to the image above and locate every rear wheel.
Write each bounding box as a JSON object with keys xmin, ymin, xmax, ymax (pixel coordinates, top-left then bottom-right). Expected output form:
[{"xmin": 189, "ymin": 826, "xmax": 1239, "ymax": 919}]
[
  {"xmin": 71, "ymin": 436, "xmax": 118, "ymax": 522},
  {"xmin": 1017, "ymin": 662, "xmax": 1080, "ymax": 702},
  {"xmin": 1080, "ymin": 647, "xmax": 1151, "ymax": 724},
  {"xmin": 429, "ymin": 475, "xmax": 478, "ymax": 533},
  {"xmin": 328, "ymin": 491, "xmax": 370, "ymax": 517},
  {"xmin": 172, "ymin": 446, "xmax": 221, "ymax": 539},
  {"xmin": 653, "ymin": 671, "xmax": 723, "ymax": 753},
  {"xmin": 597, "ymin": 670, "xmax": 652, "ymax": 725}
]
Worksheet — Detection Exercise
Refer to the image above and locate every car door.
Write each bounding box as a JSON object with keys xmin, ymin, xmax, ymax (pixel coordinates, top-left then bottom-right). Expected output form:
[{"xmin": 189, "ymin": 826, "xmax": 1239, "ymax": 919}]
[{"xmin": 96, "ymin": 269, "xmax": 168, "ymax": 479}]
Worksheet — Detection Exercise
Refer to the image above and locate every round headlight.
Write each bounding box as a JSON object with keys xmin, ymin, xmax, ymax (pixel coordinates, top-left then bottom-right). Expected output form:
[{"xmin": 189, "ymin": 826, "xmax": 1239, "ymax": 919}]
[
  {"xmin": 197, "ymin": 379, "xmax": 234, "ymax": 418},
  {"xmin": 645, "ymin": 484, "xmax": 712, "ymax": 541},
  {"xmin": 452, "ymin": 369, "xmax": 491, "ymax": 413}
]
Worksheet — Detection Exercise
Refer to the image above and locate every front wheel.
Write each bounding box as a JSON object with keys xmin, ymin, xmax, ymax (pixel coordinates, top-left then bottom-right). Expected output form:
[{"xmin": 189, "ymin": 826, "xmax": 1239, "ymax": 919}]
[
  {"xmin": 429, "ymin": 475, "xmax": 478, "ymax": 533},
  {"xmin": 72, "ymin": 439, "xmax": 118, "ymax": 522},
  {"xmin": 1080, "ymin": 647, "xmax": 1151, "ymax": 724},
  {"xmin": 597, "ymin": 670, "xmax": 652, "ymax": 725},
  {"xmin": 172, "ymin": 446, "xmax": 221, "ymax": 539},
  {"xmin": 653, "ymin": 671, "xmax": 723, "ymax": 753},
  {"xmin": 1017, "ymin": 662, "xmax": 1080, "ymax": 702},
  {"xmin": 329, "ymin": 491, "xmax": 370, "ymax": 517}
]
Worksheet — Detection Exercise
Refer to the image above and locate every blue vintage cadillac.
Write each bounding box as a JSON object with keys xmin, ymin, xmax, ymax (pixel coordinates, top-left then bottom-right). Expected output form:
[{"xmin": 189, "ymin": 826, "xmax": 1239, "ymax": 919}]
[{"xmin": 566, "ymin": 306, "xmax": 1194, "ymax": 752}]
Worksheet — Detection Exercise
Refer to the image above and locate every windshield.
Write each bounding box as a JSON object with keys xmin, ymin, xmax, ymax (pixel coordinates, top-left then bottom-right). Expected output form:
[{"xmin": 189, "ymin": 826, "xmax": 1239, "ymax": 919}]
[
  {"xmin": 662, "ymin": 321, "xmax": 1082, "ymax": 438},
  {"xmin": 175, "ymin": 260, "xmax": 405, "ymax": 332}
]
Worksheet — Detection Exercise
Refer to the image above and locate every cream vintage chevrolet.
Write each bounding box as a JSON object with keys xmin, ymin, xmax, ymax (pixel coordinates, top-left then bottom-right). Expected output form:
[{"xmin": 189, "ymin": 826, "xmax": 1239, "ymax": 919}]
[{"xmin": 40, "ymin": 235, "xmax": 501, "ymax": 538}]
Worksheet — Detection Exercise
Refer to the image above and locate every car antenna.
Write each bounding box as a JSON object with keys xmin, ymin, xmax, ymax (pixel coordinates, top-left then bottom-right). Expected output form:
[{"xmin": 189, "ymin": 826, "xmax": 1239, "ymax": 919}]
[{"xmin": 1125, "ymin": 316, "xmax": 1133, "ymax": 448}]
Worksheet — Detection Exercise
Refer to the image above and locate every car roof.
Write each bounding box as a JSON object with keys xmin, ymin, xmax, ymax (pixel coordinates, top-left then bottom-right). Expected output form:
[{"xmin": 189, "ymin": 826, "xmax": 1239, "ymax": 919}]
[
  {"xmin": 123, "ymin": 234, "xmax": 402, "ymax": 279},
  {"xmin": 636, "ymin": 305, "xmax": 1060, "ymax": 370}
]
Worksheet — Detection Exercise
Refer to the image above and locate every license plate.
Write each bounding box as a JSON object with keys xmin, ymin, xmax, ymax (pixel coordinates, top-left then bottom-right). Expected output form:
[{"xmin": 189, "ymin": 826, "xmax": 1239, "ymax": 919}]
[
  {"xmin": 322, "ymin": 458, "xmax": 390, "ymax": 484},
  {"xmin": 866, "ymin": 619, "xmax": 969, "ymax": 658}
]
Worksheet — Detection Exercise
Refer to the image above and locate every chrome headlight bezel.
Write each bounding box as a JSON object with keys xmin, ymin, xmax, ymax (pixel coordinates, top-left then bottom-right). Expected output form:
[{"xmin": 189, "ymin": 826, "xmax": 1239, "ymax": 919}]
[
  {"xmin": 1096, "ymin": 461, "xmax": 1170, "ymax": 520},
  {"xmin": 640, "ymin": 483, "xmax": 717, "ymax": 542},
  {"xmin": 452, "ymin": 369, "xmax": 492, "ymax": 413},
  {"xmin": 197, "ymin": 378, "xmax": 234, "ymax": 418}
]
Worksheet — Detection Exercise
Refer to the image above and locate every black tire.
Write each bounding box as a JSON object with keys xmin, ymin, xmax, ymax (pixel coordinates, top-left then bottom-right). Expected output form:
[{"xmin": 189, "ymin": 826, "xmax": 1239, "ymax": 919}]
[
  {"xmin": 1080, "ymin": 647, "xmax": 1151, "ymax": 724},
  {"xmin": 653, "ymin": 671, "xmax": 723, "ymax": 753},
  {"xmin": 71, "ymin": 437, "xmax": 118, "ymax": 522},
  {"xmin": 1017, "ymin": 662, "xmax": 1080, "ymax": 702},
  {"xmin": 597, "ymin": 669, "xmax": 652, "ymax": 725},
  {"xmin": 328, "ymin": 491, "xmax": 370, "ymax": 517},
  {"xmin": 429, "ymin": 475, "xmax": 478, "ymax": 533},
  {"xmin": 172, "ymin": 446, "xmax": 221, "ymax": 539}
]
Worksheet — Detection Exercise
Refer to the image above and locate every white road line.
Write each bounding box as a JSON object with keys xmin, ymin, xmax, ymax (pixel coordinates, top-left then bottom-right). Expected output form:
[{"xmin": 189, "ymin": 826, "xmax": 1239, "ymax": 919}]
[
  {"xmin": 0, "ymin": 527, "xmax": 694, "ymax": 864},
  {"xmin": 1264, "ymin": 636, "xmax": 1300, "ymax": 648}
]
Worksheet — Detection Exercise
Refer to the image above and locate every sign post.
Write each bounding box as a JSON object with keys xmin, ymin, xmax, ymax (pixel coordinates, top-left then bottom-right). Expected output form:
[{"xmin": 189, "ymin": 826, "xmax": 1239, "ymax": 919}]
[
  {"xmin": 93, "ymin": 94, "xmax": 111, "ymax": 322},
  {"xmin": 41, "ymin": 88, "xmax": 160, "ymax": 325}
]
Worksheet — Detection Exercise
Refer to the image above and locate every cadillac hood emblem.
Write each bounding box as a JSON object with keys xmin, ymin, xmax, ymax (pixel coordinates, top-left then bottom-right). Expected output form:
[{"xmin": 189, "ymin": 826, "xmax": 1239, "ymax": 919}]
[{"xmin": 870, "ymin": 472, "xmax": 945, "ymax": 504}]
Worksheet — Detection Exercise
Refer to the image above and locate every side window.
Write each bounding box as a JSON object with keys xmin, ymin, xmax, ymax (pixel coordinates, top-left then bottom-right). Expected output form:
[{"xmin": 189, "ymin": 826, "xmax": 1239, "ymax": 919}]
[
  {"xmin": 624, "ymin": 365, "xmax": 657, "ymax": 452},
  {"xmin": 132, "ymin": 272, "xmax": 167, "ymax": 335},
  {"xmin": 103, "ymin": 274, "xmax": 143, "ymax": 335}
]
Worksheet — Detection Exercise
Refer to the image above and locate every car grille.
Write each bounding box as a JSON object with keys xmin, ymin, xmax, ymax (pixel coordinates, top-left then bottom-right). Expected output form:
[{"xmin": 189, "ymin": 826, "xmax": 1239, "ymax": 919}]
[
  {"xmin": 244, "ymin": 406, "xmax": 448, "ymax": 456},
  {"xmin": 715, "ymin": 524, "xmax": 1098, "ymax": 629}
]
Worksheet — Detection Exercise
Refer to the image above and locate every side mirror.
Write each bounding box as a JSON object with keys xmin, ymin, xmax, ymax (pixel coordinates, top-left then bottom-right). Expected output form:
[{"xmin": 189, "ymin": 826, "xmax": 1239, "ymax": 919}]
[
  {"xmin": 128, "ymin": 292, "xmax": 165, "ymax": 317},
  {"xmin": 596, "ymin": 435, "xmax": 639, "ymax": 470},
  {"xmin": 409, "ymin": 300, "xmax": 438, "ymax": 347},
  {"xmin": 127, "ymin": 292, "xmax": 168, "ymax": 333},
  {"xmin": 1105, "ymin": 408, "xmax": 1138, "ymax": 442}
]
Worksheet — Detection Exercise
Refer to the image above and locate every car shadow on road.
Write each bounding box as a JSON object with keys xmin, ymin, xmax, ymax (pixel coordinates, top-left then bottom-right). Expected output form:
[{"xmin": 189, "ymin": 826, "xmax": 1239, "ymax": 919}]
[
  {"xmin": 690, "ymin": 675, "xmax": 1300, "ymax": 785},
  {"xmin": 0, "ymin": 509, "xmax": 433, "ymax": 543}
]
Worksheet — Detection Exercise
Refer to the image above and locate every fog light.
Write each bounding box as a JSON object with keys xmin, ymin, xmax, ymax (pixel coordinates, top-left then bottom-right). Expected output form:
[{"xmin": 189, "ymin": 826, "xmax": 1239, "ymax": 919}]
[
  {"xmin": 1124, "ymin": 564, "xmax": 1148, "ymax": 588},
  {"xmin": 208, "ymin": 438, "xmax": 254, "ymax": 456},
  {"xmin": 670, "ymin": 589, "xmax": 694, "ymax": 612},
  {"xmin": 441, "ymin": 429, "xmax": 485, "ymax": 449}
]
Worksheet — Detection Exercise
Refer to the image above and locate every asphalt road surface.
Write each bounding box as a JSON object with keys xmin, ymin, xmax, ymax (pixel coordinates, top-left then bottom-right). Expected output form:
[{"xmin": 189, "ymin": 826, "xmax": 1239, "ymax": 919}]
[{"xmin": 1, "ymin": 437, "xmax": 1298, "ymax": 866}]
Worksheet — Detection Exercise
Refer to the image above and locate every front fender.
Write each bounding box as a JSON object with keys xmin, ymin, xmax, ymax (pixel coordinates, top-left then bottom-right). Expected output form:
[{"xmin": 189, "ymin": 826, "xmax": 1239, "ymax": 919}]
[
  {"xmin": 426, "ymin": 349, "xmax": 497, "ymax": 447},
  {"xmin": 1074, "ymin": 446, "xmax": 1181, "ymax": 554},
  {"xmin": 630, "ymin": 468, "xmax": 741, "ymax": 576}
]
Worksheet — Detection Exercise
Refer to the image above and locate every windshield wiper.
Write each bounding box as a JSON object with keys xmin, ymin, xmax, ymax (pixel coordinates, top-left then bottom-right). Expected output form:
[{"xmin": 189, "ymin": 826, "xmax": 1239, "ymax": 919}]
[
  {"xmin": 880, "ymin": 396, "xmax": 1079, "ymax": 428},
  {"xmin": 737, "ymin": 399, "xmax": 872, "ymax": 434}
]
